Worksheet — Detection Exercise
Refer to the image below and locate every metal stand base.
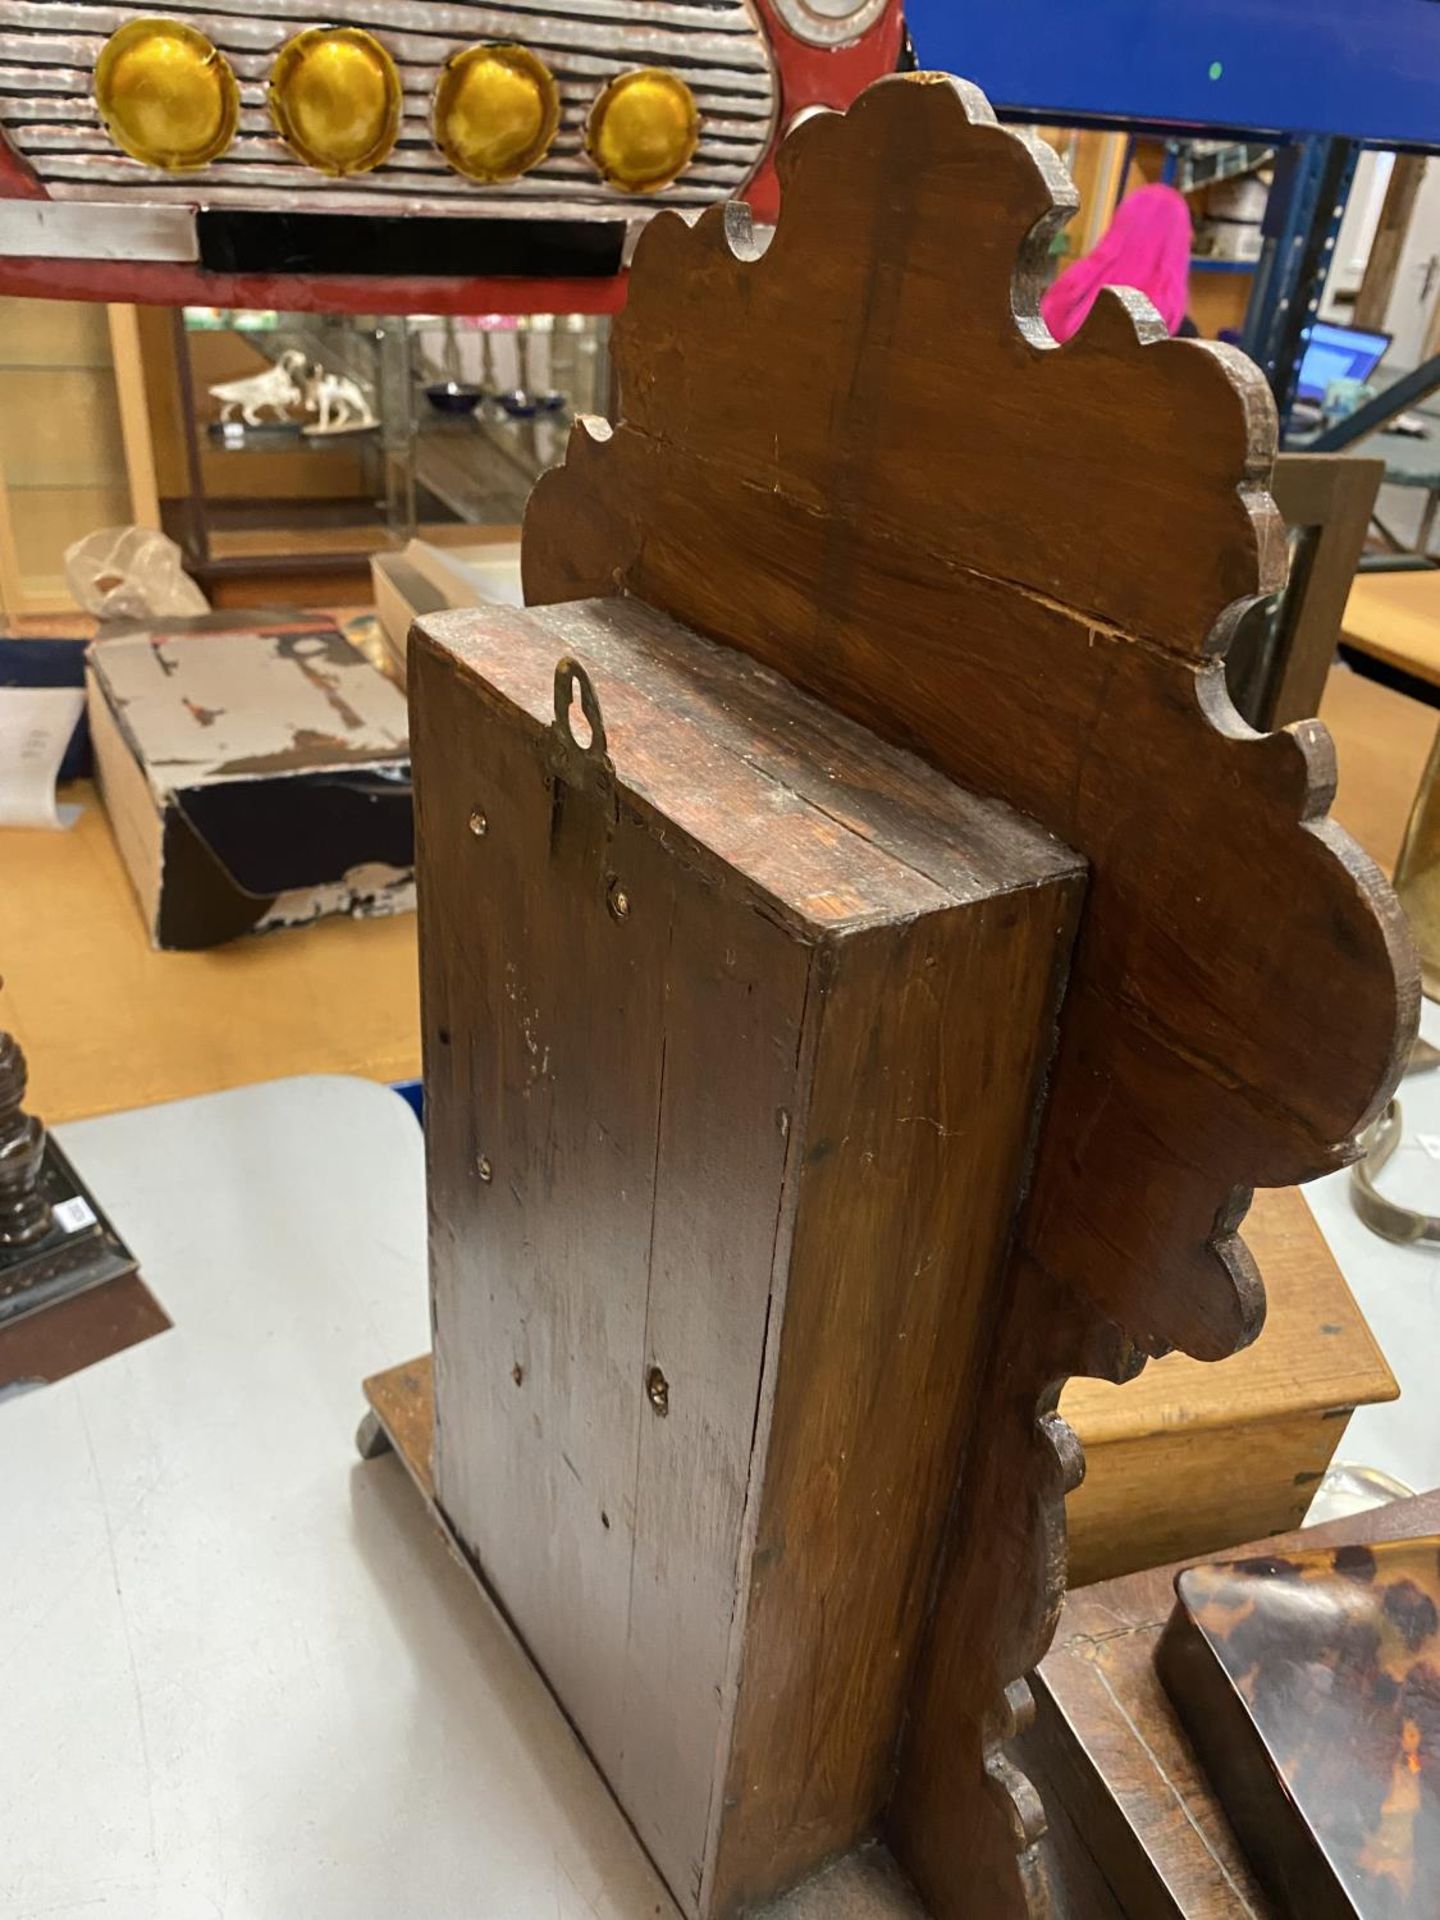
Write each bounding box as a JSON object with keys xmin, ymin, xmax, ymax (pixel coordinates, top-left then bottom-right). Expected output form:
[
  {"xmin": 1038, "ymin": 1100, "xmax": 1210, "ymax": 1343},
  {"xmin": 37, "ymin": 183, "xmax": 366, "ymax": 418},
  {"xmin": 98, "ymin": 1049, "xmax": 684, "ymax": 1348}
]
[{"xmin": 0, "ymin": 1136, "xmax": 138, "ymax": 1328}]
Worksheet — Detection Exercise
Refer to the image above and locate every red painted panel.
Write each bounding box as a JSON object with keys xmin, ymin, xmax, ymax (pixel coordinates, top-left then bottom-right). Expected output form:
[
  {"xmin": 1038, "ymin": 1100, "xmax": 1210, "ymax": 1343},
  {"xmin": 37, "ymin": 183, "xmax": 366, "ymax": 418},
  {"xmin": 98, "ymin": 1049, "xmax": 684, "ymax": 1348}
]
[{"xmin": 0, "ymin": 254, "xmax": 631, "ymax": 315}]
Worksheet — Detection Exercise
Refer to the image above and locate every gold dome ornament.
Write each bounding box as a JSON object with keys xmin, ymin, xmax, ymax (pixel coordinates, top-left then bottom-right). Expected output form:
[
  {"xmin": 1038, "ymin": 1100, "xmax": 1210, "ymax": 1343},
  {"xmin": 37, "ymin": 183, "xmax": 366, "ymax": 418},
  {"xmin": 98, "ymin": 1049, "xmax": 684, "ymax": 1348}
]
[
  {"xmin": 94, "ymin": 18, "xmax": 238, "ymax": 171},
  {"xmin": 268, "ymin": 26, "xmax": 400, "ymax": 176},
  {"xmin": 433, "ymin": 43, "xmax": 559, "ymax": 183},
  {"xmin": 585, "ymin": 68, "xmax": 700, "ymax": 193}
]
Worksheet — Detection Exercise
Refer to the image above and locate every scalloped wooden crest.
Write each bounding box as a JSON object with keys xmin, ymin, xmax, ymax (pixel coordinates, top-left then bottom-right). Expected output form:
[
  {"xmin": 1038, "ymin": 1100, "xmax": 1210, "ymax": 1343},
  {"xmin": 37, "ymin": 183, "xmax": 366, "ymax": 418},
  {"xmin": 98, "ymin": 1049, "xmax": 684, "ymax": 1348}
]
[
  {"xmin": 522, "ymin": 69, "xmax": 1417, "ymax": 1916},
  {"xmin": 527, "ymin": 68, "xmax": 1414, "ymax": 1361}
]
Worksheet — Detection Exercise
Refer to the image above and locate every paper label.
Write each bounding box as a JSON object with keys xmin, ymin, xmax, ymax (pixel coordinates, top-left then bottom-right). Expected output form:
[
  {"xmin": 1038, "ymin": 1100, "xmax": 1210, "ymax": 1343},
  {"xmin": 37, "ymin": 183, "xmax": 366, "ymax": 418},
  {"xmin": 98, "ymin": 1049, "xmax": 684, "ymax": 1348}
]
[{"xmin": 51, "ymin": 1195, "xmax": 96, "ymax": 1234}]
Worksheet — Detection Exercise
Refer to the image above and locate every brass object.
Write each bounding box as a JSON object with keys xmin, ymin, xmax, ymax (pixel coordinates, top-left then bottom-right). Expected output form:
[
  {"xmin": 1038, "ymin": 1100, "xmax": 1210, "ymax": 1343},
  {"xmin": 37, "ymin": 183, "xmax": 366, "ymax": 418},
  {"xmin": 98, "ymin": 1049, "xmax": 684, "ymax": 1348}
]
[
  {"xmin": 584, "ymin": 67, "xmax": 700, "ymax": 194},
  {"xmin": 268, "ymin": 26, "xmax": 400, "ymax": 177},
  {"xmin": 94, "ymin": 17, "xmax": 238, "ymax": 172},
  {"xmin": 1350, "ymin": 1035, "xmax": 1440, "ymax": 1245},
  {"xmin": 1351, "ymin": 1100, "xmax": 1440, "ymax": 1244},
  {"xmin": 8, "ymin": 1, "xmax": 777, "ymax": 221},
  {"xmin": 1394, "ymin": 719, "xmax": 1440, "ymax": 999},
  {"xmin": 432, "ymin": 43, "xmax": 559, "ymax": 183}
]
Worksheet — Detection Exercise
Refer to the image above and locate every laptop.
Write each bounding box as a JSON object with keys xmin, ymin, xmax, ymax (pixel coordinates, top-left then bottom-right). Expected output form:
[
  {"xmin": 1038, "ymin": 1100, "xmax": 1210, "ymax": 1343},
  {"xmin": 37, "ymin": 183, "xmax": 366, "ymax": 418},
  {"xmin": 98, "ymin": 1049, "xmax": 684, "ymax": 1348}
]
[{"xmin": 1295, "ymin": 320, "xmax": 1391, "ymax": 403}]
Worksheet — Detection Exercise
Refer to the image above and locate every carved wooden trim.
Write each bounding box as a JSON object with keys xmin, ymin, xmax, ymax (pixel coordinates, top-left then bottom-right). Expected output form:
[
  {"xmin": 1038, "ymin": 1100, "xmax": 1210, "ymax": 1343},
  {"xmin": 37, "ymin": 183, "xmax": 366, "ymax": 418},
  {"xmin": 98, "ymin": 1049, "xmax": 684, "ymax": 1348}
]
[{"xmin": 522, "ymin": 71, "xmax": 1416, "ymax": 1916}]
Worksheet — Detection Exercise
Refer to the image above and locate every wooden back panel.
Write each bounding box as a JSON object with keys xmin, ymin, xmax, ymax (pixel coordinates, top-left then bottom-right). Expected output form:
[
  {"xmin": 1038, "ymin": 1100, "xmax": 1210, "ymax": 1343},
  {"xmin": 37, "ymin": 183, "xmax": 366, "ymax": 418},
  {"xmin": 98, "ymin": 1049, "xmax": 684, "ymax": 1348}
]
[
  {"xmin": 526, "ymin": 75, "xmax": 1411, "ymax": 1367},
  {"xmin": 522, "ymin": 72, "xmax": 1415, "ymax": 1916},
  {"xmin": 1227, "ymin": 452, "xmax": 1385, "ymax": 730}
]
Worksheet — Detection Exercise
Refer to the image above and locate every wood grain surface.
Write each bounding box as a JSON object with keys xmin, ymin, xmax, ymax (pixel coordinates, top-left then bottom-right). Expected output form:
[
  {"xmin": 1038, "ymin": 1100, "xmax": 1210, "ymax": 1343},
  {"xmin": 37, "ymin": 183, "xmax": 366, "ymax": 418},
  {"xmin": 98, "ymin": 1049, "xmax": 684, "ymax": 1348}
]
[
  {"xmin": 1354, "ymin": 156, "xmax": 1427, "ymax": 332},
  {"xmin": 1322, "ymin": 667, "xmax": 1439, "ymax": 876},
  {"xmin": 1062, "ymin": 1185, "xmax": 1397, "ymax": 1585},
  {"xmin": 0, "ymin": 670, "xmax": 1414, "ymax": 1136},
  {"xmin": 363, "ymin": 1353, "xmax": 931, "ymax": 1920},
  {"xmin": 362, "ymin": 1353, "xmax": 434, "ymax": 1502},
  {"xmin": 0, "ymin": 1269, "xmax": 169, "ymax": 1388},
  {"xmin": 525, "ymin": 73, "xmax": 1412, "ymax": 1364},
  {"xmin": 364, "ymin": 1353, "xmax": 1440, "ymax": 1919},
  {"xmin": 1225, "ymin": 453, "xmax": 1384, "ymax": 731},
  {"xmin": 521, "ymin": 72, "xmax": 1415, "ymax": 1918},
  {"xmin": 1344, "ymin": 570, "xmax": 1440, "ymax": 691},
  {"xmin": 412, "ymin": 594, "xmax": 1083, "ymax": 1919}
]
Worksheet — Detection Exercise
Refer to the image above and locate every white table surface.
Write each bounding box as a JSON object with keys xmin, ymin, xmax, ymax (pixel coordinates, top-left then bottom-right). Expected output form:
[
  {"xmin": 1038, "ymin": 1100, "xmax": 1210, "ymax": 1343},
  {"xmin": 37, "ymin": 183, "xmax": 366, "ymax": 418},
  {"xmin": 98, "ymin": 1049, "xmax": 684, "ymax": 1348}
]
[
  {"xmin": 6, "ymin": 1035, "xmax": 1440, "ymax": 1920},
  {"xmin": 1302, "ymin": 995, "xmax": 1440, "ymax": 1509},
  {"xmin": 1, "ymin": 1075, "xmax": 674, "ymax": 1920}
]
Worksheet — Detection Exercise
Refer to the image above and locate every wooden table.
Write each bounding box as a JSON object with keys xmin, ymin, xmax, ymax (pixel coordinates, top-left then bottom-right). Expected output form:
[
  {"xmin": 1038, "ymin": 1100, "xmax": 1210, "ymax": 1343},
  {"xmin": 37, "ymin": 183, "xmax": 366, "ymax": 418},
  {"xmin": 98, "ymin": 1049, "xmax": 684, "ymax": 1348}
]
[
  {"xmin": 0, "ymin": 777, "xmax": 420, "ymax": 1123},
  {"xmin": 1321, "ymin": 657, "xmax": 1437, "ymax": 870},
  {"xmin": 1342, "ymin": 568, "xmax": 1440, "ymax": 694}
]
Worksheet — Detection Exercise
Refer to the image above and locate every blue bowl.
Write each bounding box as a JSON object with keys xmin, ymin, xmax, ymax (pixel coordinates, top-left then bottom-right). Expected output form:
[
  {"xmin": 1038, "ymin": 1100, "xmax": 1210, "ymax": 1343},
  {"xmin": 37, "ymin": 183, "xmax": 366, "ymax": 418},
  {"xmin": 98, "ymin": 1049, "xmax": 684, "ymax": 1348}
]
[
  {"xmin": 496, "ymin": 389, "xmax": 567, "ymax": 420},
  {"xmin": 425, "ymin": 381, "xmax": 484, "ymax": 415}
]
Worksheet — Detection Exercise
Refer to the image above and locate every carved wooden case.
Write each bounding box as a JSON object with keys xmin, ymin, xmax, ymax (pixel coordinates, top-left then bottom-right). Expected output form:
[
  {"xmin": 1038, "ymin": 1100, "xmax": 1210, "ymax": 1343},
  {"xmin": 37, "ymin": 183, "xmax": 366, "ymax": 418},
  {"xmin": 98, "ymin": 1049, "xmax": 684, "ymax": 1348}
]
[
  {"xmin": 414, "ymin": 70, "xmax": 1414, "ymax": 1920},
  {"xmin": 415, "ymin": 598, "xmax": 1081, "ymax": 1914}
]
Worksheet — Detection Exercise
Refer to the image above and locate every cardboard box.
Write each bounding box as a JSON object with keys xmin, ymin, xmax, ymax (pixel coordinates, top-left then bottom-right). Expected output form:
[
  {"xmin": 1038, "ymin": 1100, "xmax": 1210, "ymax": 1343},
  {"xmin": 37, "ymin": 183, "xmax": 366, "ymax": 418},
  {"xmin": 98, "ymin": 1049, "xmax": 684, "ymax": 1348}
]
[
  {"xmin": 87, "ymin": 622, "xmax": 414, "ymax": 950},
  {"xmin": 1206, "ymin": 173, "xmax": 1269, "ymax": 224},
  {"xmin": 370, "ymin": 550, "xmax": 450, "ymax": 675},
  {"xmin": 370, "ymin": 531, "xmax": 523, "ymax": 677},
  {"xmin": 1197, "ymin": 214, "xmax": 1263, "ymax": 263}
]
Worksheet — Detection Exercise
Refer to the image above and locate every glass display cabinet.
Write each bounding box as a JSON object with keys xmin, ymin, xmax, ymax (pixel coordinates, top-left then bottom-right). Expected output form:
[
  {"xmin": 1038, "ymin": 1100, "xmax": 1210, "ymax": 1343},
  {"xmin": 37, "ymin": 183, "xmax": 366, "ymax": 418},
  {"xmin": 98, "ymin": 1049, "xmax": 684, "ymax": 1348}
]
[{"xmin": 142, "ymin": 307, "xmax": 609, "ymax": 595}]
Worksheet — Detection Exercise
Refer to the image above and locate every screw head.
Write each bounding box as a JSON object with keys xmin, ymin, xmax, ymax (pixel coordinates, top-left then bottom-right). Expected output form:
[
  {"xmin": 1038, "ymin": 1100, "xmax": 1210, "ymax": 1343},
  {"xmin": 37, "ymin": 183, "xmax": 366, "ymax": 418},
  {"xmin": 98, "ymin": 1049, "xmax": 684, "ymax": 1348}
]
[
  {"xmin": 607, "ymin": 879, "xmax": 630, "ymax": 922},
  {"xmin": 646, "ymin": 1364, "xmax": 669, "ymax": 1416},
  {"xmin": 477, "ymin": 1153, "xmax": 493, "ymax": 1182},
  {"xmin": 468, "ymin": 807, "xmax": 488, "ymax": 837}
]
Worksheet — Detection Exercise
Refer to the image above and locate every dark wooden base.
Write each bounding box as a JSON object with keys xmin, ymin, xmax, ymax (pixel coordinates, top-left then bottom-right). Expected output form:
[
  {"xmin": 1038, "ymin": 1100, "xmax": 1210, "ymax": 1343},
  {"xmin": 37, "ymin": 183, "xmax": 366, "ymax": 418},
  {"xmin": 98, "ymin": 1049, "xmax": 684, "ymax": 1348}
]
[{"xmin": 0, "ymin": 1270, "xmax": 169, "ymax": 1391}]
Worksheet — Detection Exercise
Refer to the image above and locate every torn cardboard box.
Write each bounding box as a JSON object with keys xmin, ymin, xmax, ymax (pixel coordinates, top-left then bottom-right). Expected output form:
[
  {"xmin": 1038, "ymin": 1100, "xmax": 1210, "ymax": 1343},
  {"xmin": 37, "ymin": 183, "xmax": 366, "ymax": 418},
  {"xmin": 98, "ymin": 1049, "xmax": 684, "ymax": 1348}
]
[{"xmin": 87, "ymin": 623, "xmax": 414, "ymax": 950}]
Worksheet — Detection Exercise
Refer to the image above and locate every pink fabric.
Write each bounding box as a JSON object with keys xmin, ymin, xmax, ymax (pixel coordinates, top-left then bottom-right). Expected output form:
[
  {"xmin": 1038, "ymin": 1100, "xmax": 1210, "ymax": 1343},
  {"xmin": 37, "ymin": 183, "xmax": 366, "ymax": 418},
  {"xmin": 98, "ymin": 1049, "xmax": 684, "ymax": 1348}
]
[{"xmin": 1041, "ymin": 183, "xmax": 1193, "ymax": 344}]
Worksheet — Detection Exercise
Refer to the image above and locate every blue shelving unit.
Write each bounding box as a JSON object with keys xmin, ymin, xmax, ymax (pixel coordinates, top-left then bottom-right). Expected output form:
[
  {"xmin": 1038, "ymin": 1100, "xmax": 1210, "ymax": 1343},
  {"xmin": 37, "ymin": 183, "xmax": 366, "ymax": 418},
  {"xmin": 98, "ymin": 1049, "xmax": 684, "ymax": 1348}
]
[
  {"xmin": 902, "ymin": 2, "xmax": 1440, "ymax": 150},
  {"xmin": 902, "ymin": 2, "xmax": 1440, "ymax": 422}
]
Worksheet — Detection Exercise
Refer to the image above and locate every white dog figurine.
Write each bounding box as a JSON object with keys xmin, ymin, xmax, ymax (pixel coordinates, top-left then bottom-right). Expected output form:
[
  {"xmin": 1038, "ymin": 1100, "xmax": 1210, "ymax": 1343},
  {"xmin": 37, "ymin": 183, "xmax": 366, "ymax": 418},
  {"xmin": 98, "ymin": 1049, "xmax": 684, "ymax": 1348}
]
[
  {"xmin": 209, "ymin": 348, "xmax": 305, "ymax": 426},
  {"xmin": 304, "ymin": 369, "xmax": 377, "ymax": 436}
]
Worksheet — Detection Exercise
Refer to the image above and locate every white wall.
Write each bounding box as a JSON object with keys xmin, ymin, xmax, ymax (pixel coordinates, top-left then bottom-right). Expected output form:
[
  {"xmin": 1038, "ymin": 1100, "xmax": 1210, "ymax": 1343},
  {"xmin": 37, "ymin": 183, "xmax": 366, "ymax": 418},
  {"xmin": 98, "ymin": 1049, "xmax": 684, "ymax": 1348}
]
[
  {"xmin": 1383, "ymin": 157, "xmax": 1440, "ymax": 366},
  {"xmin": 1320, "ymin": 150, "xmax": 1394, "ymax": 316}
]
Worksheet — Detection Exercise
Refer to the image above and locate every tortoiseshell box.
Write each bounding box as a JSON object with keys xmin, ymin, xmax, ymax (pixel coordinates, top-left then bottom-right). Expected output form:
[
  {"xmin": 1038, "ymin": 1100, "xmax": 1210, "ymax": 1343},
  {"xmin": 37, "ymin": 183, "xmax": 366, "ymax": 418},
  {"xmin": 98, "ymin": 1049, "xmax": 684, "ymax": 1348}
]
[{"xmin": 1157, "ymin": 1539, "xmax": 1440, "ymax": 1918}]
